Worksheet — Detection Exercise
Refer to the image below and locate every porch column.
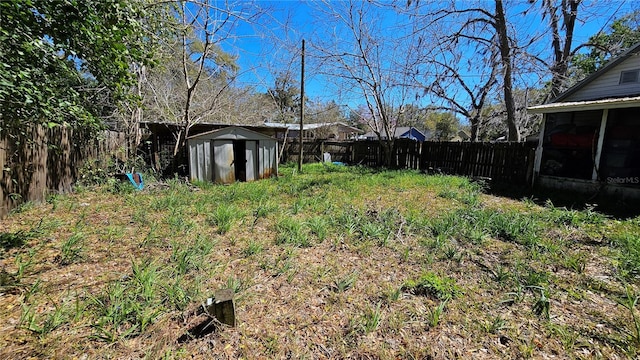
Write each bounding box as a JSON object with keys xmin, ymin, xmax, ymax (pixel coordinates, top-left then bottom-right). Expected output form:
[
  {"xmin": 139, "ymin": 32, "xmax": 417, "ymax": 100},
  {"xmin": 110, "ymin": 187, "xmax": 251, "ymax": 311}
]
[
  {"xmin": 532, "ymin": 114, "xmax": 546, "ymax": 186},
  {"xmin": 592, "ymin": 109, "xmax": 608, "ymax": 181}
]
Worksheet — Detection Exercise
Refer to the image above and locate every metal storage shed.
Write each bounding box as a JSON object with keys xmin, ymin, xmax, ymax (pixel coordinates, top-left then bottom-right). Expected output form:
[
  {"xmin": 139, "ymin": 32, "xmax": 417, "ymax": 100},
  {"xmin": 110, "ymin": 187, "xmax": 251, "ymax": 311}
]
[{"xmin": 187, "ymin": 126, "xmax": 278, "ymax": 184}]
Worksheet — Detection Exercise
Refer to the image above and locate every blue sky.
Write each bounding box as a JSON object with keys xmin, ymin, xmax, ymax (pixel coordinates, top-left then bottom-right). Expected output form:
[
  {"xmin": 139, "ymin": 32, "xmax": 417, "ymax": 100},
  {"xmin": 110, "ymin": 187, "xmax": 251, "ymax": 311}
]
[{"xmin": 221, "ymin": 0, "xmax": 638, "ymax": 110}]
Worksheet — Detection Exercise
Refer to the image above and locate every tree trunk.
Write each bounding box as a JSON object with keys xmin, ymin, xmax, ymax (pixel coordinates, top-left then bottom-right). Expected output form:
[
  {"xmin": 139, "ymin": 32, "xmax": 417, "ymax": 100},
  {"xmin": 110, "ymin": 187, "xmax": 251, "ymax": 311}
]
[
  {"xmin": 469, "ymin": 115, "xmax": 480, "ymax": 142},
  {"xmin": 380, "ymin": 139, "xmax": 394, "ymax": 168},
  {"xmin": 495, "ymin": 0, "xmax": 520, "ymax": 142}
]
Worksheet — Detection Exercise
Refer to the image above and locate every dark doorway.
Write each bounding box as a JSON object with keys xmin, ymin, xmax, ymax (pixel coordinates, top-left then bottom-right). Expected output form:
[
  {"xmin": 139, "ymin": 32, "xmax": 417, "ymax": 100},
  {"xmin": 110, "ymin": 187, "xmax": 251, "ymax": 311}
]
[{"xmin": 233, "ymin": 140, "xmax": 246, "ymax": 182}]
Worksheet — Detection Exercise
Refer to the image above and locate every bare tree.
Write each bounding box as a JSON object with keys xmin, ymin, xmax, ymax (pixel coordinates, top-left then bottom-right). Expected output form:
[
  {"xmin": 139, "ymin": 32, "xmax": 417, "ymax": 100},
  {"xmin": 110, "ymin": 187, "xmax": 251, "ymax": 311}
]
[
  {"xmin": 407, "ymin": 0, "xmax": 526, "ymax": 141},
  {"xmin": 524, "ymin": 1, "xmax": 630, "ymax": 100},
  {"xmin": 141, "ymin": 0, "xmax": 269, "ymax": 170},
  {"xmin": 518, "ymin": 0, "xmax": 582, "ymax": 101},
  {"xmin": 173, "ymin": 1, "xmax": 241, "ymax": 156},
  {"xmin": 311, "ymin": 0, "xmax": 416, "ymax": 166},
  {"xmin": 421, "ymin": 44, "xmax": 499, "ymax": 141},
  {"xmin": 119, "ymin": 63, "xmax": 147, "ymax": 158}
]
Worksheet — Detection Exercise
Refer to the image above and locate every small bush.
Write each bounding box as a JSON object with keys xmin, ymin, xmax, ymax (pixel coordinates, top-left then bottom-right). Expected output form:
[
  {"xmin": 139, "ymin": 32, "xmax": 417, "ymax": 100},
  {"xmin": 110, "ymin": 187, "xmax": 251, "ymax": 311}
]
[
  {"xmin": 243, "ymin": 240, "xmax": 264, "ymax": 257},
  {"xmin": 360, "ymin": 303, "xmax": 382, "ymax": 334},
  {"xmin": 332, "ymin": 272, "xmax": 357, "ymax": 293},
  {"xmin": 90, "ymin": 261, "xmax": 163, "ymax": 342},
  {"xmin": 428, "ymin": 299, "xmax": 448, "ymax": 328},
  {"xmin": 252, "ymin": 201, "xmax": 279, "ymax": 229},
  {"xmin": 0, "ymin": 231, "xmax": 28, "ymax": 250}
]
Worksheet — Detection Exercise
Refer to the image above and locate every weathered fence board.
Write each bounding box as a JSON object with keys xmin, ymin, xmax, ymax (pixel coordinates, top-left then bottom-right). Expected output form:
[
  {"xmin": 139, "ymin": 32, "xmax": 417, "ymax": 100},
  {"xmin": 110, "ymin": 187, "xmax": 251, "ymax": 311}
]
[
  {"xmin": 1, "ymin": 126, "xmax": 126, "ymax": 218},
  {"xmin": 350, "ymin": 140, "xmax": 535, "ymax": 184},
  {"xmin": 281, "ymin": 138, "xmax": 536, "ymax": 185},
  {"xmin": 352, "ymin": 141, "xmax": 383, "ymax": 167},
  {"xmin": 323, "ymin": 141, "xmax": 353, "ymax": 163},
  {"xmin": 392, "ymin": 139, "xmax": 422, "ymax": 169},
  {"xmin": 421, "ymin": 141, "xmax": 536, "ymax": 185},
  {"xmin": 282, "ymin": 140, "xmax": 354, "ymax": 164}
]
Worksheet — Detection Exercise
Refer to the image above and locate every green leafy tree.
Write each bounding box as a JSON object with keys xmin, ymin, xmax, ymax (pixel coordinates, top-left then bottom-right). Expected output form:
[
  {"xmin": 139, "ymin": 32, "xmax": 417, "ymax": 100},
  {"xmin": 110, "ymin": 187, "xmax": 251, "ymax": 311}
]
[
  {"xmin": 0, "ymin": 0, "xmax": 159, "ymax": 133},
  {"xmin": 425, "ymin": 111, "xmax": 460, "ymax": 141},
  {"xmin": 571, "ymin": 10, "xmax": 640, "ymax": 77}
]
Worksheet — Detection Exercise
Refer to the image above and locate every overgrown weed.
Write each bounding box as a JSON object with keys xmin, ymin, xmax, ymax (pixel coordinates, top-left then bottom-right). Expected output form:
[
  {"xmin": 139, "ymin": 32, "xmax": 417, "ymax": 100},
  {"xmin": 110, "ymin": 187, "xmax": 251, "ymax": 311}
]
[{"xmin": 2, "ymin": 164, "xmax": 639, "ymax": 358}]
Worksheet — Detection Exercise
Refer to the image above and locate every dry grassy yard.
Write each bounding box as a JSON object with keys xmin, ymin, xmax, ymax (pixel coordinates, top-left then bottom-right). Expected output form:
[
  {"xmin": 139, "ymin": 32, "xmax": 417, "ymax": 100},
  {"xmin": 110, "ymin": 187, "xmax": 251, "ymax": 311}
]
[{"xmin": 1, "ymin": 163, "xmax": 640, "ymax": 359}]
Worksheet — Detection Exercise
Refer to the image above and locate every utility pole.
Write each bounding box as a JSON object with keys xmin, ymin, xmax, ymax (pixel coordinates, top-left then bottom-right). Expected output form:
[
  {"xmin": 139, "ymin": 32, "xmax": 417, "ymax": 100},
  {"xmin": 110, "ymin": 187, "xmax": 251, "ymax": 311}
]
[{"xmin": 298, "ymin": 39, "xmax": 305, "ymax": 172}]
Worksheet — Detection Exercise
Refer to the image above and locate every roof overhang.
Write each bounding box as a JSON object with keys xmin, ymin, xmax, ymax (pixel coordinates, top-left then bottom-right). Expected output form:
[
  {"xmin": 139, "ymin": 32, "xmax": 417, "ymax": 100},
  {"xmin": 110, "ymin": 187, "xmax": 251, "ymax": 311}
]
[
  {"xmin": 527, "ymin": 96, "xmax": 640, "ymax": 114},
  {"xmin": 187, "ymin": 125, "xmax": 276, "ymax": 141},
  {"xmin": 264, "ymin": 122, "xmax": 364, "ymax": 133}
]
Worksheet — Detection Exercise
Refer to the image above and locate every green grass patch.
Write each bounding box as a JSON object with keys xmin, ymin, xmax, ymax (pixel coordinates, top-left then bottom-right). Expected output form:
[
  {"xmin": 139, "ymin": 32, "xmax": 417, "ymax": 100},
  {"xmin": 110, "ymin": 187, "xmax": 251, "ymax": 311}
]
[
  {"xmin": 402, "ymin": 272, "xmax": 462, "ymax": 300},
  {"xmin": 2, "ymin": 163, "xmax": 640, "ymax": 359}
]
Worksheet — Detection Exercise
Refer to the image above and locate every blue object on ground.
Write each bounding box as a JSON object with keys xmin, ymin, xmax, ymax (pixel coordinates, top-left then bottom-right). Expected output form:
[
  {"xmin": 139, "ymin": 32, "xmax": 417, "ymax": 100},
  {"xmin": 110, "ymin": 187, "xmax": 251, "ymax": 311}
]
[
  {"xmin": 126, "ymin": 173, "xmax": 144, "ymax": 190},
  {"xmin": 332, "ymin": 162, "xmax": 345, "ymax": 166}
]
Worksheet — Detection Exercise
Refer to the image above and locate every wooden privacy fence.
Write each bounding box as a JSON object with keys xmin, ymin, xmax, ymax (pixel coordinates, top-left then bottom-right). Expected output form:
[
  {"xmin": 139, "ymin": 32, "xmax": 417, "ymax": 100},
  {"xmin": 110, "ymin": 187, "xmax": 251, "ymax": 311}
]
[
  {"xmin": 0, "ymin": 126, "xmax": 126, "ymax": 218},
  {"xmin": 286, "ymin": 139, "xmax": 536, "ymax": 185},
  {"xmin": 282, "ymin": 140, "xmax": 354, "ymax": 164},
  {"xmin": 420, "ymin": 141, "xmax": 536, "ymax": 185}
]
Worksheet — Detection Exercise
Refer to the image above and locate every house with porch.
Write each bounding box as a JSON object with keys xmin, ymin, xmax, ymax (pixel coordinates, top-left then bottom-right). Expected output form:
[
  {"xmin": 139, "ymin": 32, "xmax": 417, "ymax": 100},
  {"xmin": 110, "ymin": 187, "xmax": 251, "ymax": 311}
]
[{"xmin": 528, "ymin": 42, "xmax": 640, "ymax": 199}]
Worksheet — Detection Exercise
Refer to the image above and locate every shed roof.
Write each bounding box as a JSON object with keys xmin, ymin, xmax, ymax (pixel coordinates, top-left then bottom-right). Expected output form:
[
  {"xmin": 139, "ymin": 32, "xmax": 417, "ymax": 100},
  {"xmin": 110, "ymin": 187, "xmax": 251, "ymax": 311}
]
[
  {"xmin": 142, "ymin": 120, "xmax": 288, "ymax": 130},
  {"xmin": 187, "ymin": 126, "xmax": 277, "ymax": 141}
]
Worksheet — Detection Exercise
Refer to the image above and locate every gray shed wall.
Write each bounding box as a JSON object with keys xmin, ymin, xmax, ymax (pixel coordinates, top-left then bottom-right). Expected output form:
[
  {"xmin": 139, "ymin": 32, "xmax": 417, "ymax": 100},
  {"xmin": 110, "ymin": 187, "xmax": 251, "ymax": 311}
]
[
  {"xmin": 188, "ymin": 127, "xmax": 278, "ymax": 184},
  {"xmin": 189, "ymin": 139, "xmax": 213, "ymax": 181}
]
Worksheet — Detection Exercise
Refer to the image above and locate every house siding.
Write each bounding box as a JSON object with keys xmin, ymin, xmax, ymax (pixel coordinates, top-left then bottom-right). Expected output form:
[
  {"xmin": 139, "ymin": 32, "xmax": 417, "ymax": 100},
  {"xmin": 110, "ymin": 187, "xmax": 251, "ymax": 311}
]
[{"xmin": 564, "ymin": 54, "xmax": 640, "ymax": 102}]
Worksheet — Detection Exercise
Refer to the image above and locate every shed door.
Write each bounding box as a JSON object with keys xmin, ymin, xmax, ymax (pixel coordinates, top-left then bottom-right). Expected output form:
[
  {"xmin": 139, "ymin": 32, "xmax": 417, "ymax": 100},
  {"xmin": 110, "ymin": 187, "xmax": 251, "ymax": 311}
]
[
  {"xmin": 213, "ymin": 140, "xmax": 235, "ymax": 184},
  {"xmin": 245, "ymin": 141, "xmax": 258, "ymax": 181}
]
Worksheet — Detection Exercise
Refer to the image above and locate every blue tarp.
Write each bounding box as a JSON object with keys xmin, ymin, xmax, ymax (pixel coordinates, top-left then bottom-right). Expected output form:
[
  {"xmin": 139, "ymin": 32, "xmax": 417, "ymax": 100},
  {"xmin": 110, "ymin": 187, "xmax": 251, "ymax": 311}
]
[{"xmin": 125, "ymin": 173, "xmax": 144, "ymax": 190}]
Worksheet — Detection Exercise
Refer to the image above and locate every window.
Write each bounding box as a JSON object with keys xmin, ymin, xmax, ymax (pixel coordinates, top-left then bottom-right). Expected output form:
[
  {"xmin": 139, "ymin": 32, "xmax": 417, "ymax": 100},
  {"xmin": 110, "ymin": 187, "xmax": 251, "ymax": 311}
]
[{"xmin": 620, "ymin": 69, "xmax": 639, "ymax": 84}]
